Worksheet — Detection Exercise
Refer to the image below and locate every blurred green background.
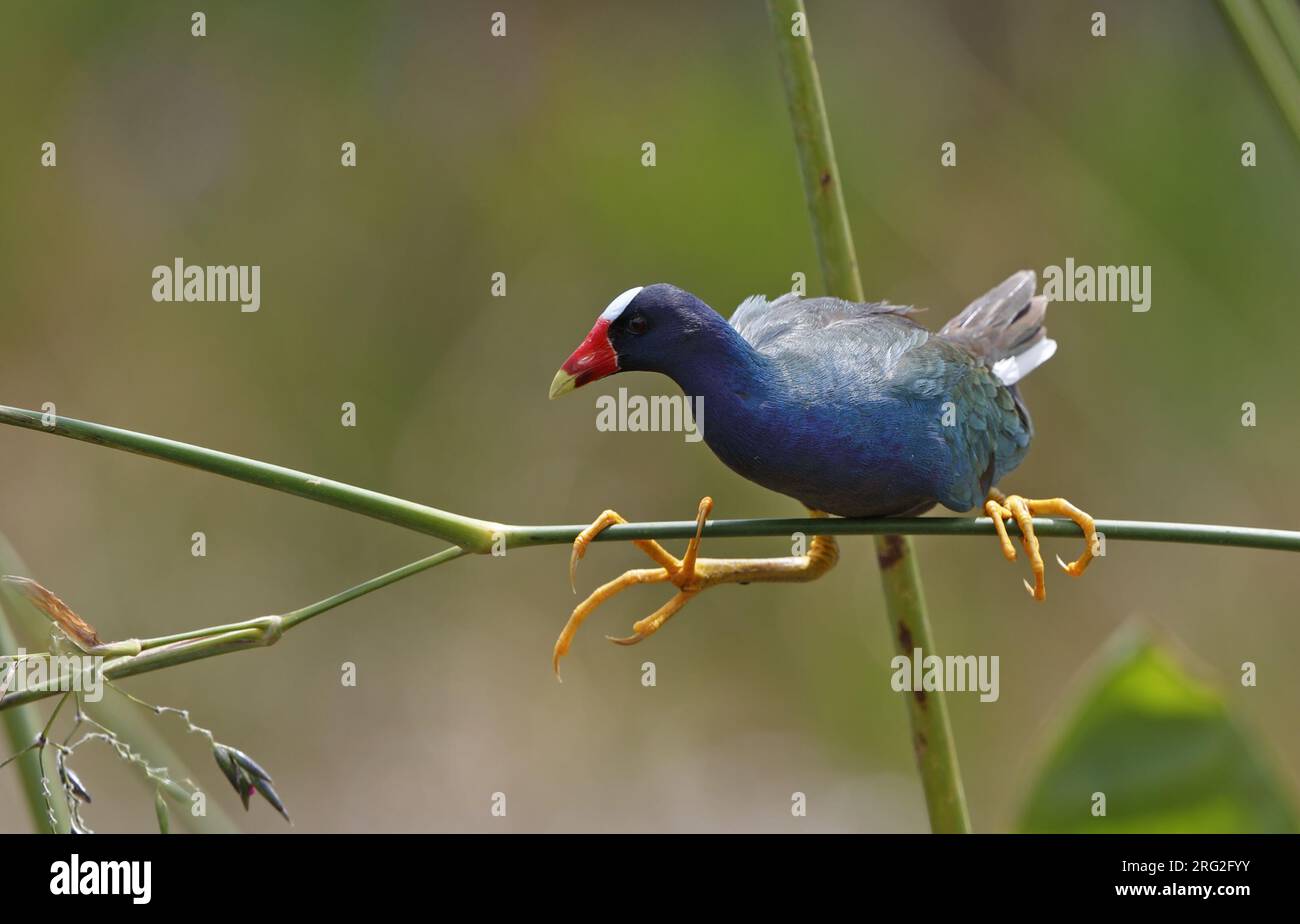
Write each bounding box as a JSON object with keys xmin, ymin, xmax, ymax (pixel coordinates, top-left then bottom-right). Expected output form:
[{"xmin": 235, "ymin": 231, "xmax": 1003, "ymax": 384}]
[{"xmin": 2, "ymin": 0, "xmax": 1298, "ymax": 832}]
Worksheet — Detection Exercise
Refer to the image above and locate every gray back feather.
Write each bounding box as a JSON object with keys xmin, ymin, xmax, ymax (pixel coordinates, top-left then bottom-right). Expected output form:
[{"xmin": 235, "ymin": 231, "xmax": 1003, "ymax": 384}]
[
  {"xmin": 731, "ymin": 293, "xmax": 919, "ymax": 351},
  {"xmin": 728, "ymin": 271, "xmax": 1055, "ymax": 390}
]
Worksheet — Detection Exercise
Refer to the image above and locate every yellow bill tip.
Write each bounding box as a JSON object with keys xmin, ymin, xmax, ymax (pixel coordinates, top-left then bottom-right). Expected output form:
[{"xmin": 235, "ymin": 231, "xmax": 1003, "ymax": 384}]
[{"xmin": 548, "ymin": 368, "xmax": 578, "ymax": 400}]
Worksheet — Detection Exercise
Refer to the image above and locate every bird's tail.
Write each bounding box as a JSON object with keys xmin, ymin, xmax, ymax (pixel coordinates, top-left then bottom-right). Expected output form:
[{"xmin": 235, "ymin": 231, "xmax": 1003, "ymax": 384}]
[{"xmin": 939, "ymin": 270, "xmax": 1055, "ymax": 386}]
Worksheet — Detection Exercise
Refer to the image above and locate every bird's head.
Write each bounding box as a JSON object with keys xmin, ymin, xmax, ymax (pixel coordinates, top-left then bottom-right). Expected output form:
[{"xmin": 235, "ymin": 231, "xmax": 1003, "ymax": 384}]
[{"xmin": 548, "ymin": 284, "xmax": 713, "ymax": 398}]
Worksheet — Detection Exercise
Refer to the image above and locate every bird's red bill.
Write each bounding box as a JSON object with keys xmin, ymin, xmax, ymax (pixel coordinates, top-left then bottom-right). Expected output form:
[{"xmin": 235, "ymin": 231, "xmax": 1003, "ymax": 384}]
[{"xmin": 550, "ymin": 318, "xmax": 618, "ymax": 397}]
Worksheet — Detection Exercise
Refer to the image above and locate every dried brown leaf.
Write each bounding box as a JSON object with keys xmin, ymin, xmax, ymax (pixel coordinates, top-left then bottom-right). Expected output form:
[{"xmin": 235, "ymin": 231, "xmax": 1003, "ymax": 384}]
[{"xmin": 0, "ymin": 575, "xmax": 103, "ymax": 651}]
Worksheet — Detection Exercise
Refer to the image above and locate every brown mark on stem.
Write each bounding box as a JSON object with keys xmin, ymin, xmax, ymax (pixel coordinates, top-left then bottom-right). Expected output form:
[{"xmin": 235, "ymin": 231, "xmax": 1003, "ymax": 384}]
[
  {"xmin": 897, "ymin": 621, "xmax": 927, "ymax": 707},
  {"xmin": 877, "ymin": 534, "xmax": 906, "ymax": 570}
]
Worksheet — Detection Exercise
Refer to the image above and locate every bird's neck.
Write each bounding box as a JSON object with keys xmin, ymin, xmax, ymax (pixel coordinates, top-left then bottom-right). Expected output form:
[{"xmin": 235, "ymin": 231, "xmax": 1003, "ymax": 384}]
[{"xmin": 657, "ymin": 316, "xmax": 778, "ymax": 424}]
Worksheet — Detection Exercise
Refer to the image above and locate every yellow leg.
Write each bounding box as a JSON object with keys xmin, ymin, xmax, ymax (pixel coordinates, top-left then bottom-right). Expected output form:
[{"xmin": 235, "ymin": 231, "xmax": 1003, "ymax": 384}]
[
  {"xmin": 552, "ymin": 567, "xmax": 672, "ymax": 675},
  {"xmin": 553, "ymin": 497, "xmax": 838, "ymax": 678},
  {"xmin": 984, "ymin": 488, "xmax": 1097, "ymax": 601}
]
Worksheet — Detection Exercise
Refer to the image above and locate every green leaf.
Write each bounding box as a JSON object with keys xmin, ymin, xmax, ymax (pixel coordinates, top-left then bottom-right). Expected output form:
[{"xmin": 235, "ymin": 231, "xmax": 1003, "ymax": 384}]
[{"xmin": 1020, "ymin": 628, "xmax": 1298, "ymax": 833}]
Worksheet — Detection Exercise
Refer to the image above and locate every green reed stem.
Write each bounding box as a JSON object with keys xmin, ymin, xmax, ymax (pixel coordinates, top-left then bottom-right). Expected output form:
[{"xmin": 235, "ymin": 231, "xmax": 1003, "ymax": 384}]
[
  {"xmin": 0, "ymin": 405, "xmax": 500, "ymax": 553},
  {"xmin": 767, "ymin": 0, "xmax": 971, "ymax": 833}
]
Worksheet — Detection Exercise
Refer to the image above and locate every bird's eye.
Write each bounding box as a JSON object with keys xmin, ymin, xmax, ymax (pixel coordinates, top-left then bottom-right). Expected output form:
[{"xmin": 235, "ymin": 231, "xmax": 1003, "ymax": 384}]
[{"xmin": 627, "ymin": 315, "xmax": 649, "ymax": 335}]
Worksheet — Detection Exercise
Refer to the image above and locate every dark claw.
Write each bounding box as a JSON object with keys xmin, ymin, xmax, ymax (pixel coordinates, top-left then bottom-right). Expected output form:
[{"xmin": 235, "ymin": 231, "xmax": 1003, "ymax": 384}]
[{"xmin": 605, "ymin": 633, "xmax": 646, "ymax": 647}]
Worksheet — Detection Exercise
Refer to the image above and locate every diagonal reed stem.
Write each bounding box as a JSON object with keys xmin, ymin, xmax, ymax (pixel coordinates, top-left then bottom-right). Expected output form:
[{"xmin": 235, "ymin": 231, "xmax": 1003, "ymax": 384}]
[
  {"xmin": 0, "ymin": 405, "xmax": 501, "ymax": 553},
  {"xmin": 766, "ymin": 0, "xmax": 970, "ymax": 833},
  {"xmin": 1220, "ymin": 0, "xmax": 1300, "ymax": 148}
]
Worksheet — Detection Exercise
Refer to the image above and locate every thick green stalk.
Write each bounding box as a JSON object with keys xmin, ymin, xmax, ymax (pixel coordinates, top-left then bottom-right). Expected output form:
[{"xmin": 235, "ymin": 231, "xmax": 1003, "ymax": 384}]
[
  {"xmin": 0, "ymin": 405, "xmax": 500, "ymax": 553},
  {"xmin": 1220, "ymin": 0, "xmax": 1300, "ymax": 148},
  {"xmin": 765, "ymin": 0, "xmax": 860, "ymax": 298},
  {"xmin": 768, "ymin": 0, "xmax": 970, "ymax": 833}
]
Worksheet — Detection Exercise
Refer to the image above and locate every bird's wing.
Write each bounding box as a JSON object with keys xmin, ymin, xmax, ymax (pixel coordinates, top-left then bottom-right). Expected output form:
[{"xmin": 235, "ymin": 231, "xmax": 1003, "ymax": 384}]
[
  {"xmin": 875, "ymin": 329, "xmax": 1035, "ymax": 510},
  {"xmin": 729, "ymin": 291, "xmax": 1032, "ymax": 511},
  {"xmin": 730, "ymin": 293, "xmax": 922, "ymax": 358}
]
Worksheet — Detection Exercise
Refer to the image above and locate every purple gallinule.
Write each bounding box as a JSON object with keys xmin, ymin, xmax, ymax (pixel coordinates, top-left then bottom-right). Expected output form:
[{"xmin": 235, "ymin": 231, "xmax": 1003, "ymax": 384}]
[{"xmin": 548, "ymin": 272, "xmax": 1096, "ymax": 674}]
